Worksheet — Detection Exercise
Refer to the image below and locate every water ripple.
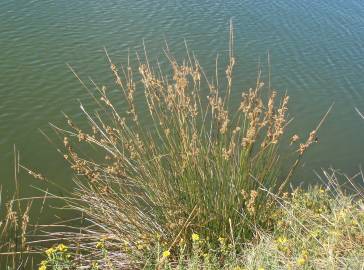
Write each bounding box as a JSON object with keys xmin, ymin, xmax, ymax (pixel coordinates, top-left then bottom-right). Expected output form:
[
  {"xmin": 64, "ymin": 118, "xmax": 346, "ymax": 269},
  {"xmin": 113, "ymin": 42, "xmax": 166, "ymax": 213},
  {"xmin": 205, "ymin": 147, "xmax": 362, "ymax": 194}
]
[{"xmin": 0, "ymin": 0, "xmax": 364, "ymax": 189}]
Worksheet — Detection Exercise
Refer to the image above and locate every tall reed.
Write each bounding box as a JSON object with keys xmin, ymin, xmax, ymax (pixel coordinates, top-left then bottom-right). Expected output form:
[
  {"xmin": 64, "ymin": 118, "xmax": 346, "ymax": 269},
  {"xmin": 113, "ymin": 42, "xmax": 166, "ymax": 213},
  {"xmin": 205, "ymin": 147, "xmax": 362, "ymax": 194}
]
[
  {"xmin": 0, "ymin": 147, "xmax": 36, "ymax": 269},
  {"xmin": 49, "ymin": 24, "xmax": 326, "ymax": 267}
]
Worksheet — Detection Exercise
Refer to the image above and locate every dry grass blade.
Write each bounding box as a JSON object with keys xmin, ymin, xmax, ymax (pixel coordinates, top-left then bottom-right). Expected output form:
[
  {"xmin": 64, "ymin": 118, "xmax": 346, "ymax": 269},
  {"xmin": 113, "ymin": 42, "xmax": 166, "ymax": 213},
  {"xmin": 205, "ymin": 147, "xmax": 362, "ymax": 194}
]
[{"xmin": 355, "ymin": 107, "xmax": 364, "ymax": 120}]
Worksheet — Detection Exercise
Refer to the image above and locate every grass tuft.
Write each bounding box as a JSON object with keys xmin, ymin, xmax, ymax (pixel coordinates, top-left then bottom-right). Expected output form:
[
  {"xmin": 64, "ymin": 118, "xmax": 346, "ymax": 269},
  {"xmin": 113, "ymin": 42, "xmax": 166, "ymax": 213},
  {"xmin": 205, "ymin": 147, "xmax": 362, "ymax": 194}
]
[{"xmin": 45, "ymin": 25, "xmax": 329, "ymax": 268}]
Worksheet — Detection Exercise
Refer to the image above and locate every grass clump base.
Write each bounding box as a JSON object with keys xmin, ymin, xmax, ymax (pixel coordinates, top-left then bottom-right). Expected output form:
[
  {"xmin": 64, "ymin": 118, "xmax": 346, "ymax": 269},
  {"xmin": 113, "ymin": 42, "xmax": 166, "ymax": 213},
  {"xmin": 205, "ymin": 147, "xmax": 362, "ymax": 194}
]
[
  {"xmin": 31, "ymin": 171, "xmax": 364, "ymax": 269},
  {"xmin": 144, "ymin": 172, "xmax": 364, "ymax": 269}
]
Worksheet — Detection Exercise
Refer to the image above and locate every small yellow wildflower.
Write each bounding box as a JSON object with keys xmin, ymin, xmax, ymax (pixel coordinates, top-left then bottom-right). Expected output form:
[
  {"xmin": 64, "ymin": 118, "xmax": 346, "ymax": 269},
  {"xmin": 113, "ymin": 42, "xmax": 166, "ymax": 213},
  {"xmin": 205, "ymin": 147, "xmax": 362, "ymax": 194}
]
[
  {"xmin": 297, "ymin": 257, "xmax": 306, "ymax": 266},
  {"xmin": 45, "ymin": 247, "xmax": 55, "ymax": 257},
  {"xmin": 38, "ymin": 265, "xmax": 47, "ymax": 270},
  {"xmin": 57, "ymin": 243, "xmax": 68, "ymax": 252},
  {"xmin": 276, "ymin": 236, "xmax": 287, "ymax": 244},
  {"xmin": 258, "ymin": 267, "xmax": 265, "ymax": 270},
  {"xmin": 96, "ymin": 240, "xmax": 104, "ymax": 249},
  {"xmin": 137, "ymin": 244, "xmax": 145, "ymax": 250},
  {"xmin": 162, "ymin": 250, "xmax": 170, "ymax": 258},
  {"xmin": 39, "ymin": 260, "xmax": 47, "ymax": 270},
  {"xmin": 218, "ymin": 236, "xmax": 226, "ymax": 244},
  {"xmin": 192, "ymin": 233, "xmax": 200, "ymax": 241}
]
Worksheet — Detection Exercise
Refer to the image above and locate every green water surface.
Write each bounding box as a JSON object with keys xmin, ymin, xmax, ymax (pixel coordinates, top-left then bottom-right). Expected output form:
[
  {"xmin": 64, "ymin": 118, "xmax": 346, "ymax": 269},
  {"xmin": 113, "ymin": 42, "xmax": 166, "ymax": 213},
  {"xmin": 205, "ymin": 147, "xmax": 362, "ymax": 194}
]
[{"xmin": 1, "ymin": 0, "xmax": 364, "ymax": 200}]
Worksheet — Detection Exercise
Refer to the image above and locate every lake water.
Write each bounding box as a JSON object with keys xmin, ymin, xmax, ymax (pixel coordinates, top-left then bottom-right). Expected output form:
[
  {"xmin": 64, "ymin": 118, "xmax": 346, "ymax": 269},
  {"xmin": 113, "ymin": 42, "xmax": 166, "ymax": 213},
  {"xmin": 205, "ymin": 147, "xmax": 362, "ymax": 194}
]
[{"xmin": 1, "ymin": 0, "xmax": 364, "ymax": 199}]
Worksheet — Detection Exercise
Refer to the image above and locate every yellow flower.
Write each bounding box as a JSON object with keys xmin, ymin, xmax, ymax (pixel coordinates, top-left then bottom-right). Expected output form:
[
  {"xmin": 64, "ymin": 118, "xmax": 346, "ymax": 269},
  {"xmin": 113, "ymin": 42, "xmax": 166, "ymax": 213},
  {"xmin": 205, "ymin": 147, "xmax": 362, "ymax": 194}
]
[
  {"xmin": 38, "ymin": 265, "xmax": 47, "ymax": 270},
  {"xmin": 45, "ymin": 247, "xmax": 55, "ymax": 257},
  {"xmin": 218, "ymin": 236, "xmax": 226, "ymax": 244},
  {"xmin": 276, "ymin": 236, "xmax": 287, "ymax": 244},
  {"xmin": 137, "ymin": 244, "xmax": 145, "ymax": 250},
  {"xmin": 297, "ymin": 257, "xmax": 306, "ymax": 266},
  {"xmin": 192, "ymin": 233, "xmax": 200, "ymax": 241},
  {"xmin": 258, "ymin": 267, "xmax": 265, "ymax": 270},
  {"xmin": 162, "ymin": 250, "xmax": 170, "ymax": 258},
  {"xmin": 96, "ymin": 240, "xmax": 104, "ymax": 249},
  {"xmin": 57, "ymin": 243, "xmax": 68, "ymax": 252},
  {"xmin": 39, "ymin": 259, "xmax": 47, "ymax": 270}
]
